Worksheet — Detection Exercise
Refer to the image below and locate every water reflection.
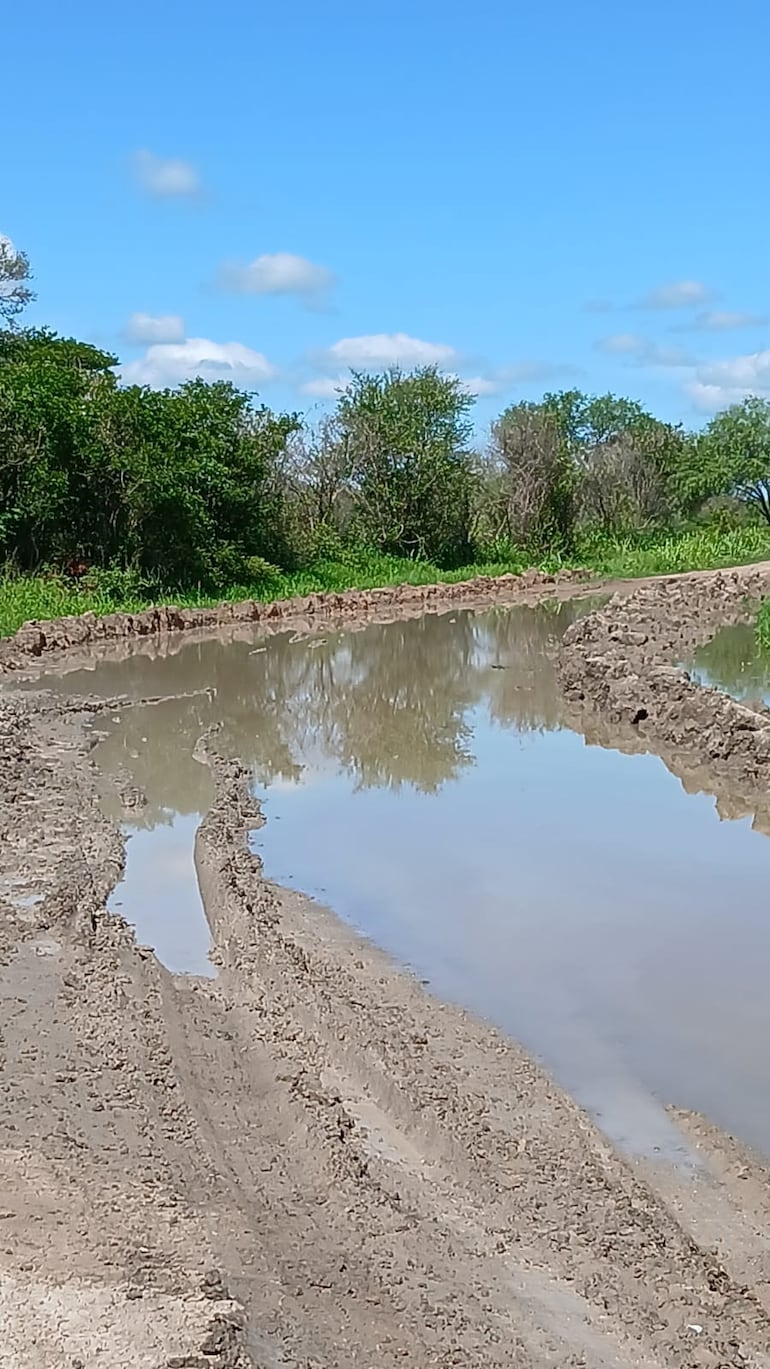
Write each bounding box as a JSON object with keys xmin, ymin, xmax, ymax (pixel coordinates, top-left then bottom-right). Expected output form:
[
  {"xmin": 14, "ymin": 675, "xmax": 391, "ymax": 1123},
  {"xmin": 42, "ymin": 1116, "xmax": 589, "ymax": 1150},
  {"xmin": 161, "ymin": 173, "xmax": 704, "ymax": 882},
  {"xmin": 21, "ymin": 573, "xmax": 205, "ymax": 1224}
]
[
  {"xmin": 57, "ymin": 600, "xmax": 591, "ymax": 824},
  {"xmin": 690, "ymin": 621, "xmax": 770, "ymax": 706},
  {"xmin": 29, "ymin": 598, "xmax": 770, "ymax": 1162}
]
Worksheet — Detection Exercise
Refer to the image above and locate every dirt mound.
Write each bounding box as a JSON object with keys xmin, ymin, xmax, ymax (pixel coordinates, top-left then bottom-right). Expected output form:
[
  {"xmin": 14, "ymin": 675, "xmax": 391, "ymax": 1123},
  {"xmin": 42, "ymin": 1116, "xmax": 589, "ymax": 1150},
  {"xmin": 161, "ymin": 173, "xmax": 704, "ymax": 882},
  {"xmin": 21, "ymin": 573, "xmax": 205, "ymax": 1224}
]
[
  {"xmin": 0, "ymin": 568, "xmax": 586, "ymax": 674},
  {"xmin": 558, "ymin": 565, "xmax": 770, "ymax": 795}
]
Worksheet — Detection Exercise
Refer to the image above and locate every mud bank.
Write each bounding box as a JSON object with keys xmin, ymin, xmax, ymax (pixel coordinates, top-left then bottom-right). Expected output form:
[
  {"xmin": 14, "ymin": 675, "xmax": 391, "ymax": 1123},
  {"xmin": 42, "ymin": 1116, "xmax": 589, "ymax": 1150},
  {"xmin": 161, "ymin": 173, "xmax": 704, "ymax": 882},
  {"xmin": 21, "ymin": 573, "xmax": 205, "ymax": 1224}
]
[
  {"xmin": 0, "ymin": 568, "xmax": 586, "ymax": 674},
  {"xmin": 5, "ymin": 569, "xmax": 770, "ymax": 1364},
  {"xmin": 2, "ymin": 690, "xmax": 770, "ymax": 1366},
  {"xmin": 559, "ymin": 565, "xmax": 770, "ymax": 801}
]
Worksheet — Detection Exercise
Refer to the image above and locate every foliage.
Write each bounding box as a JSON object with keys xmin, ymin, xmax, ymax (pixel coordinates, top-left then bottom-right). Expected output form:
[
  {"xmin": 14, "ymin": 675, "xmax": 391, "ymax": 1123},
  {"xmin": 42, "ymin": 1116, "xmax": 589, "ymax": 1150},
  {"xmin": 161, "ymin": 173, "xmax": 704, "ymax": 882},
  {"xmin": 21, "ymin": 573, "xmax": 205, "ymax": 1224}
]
[
  {"xmin": 0, "ymin": 328, "xmax": 299, "ymax": 586},
  {"xmin": 5, "ymin": 527, "xmax": 770, "ymax": 640},
  {"xmin": 485, "ymin": 402, "xmax": 574, "ymax": 553},
  {"xmin": 756, "ymin": 600, "xmax": 770, "ymax": 652},
  {"xmin": 676, "ymin": 398, "xmax": 770, "ymax": 523},
  {"xmin": 3, "ymin": 243, "xmax": 770, "ymax": 615},
  {"xmin": 336, "ymin": 366, "xmax": 476, "ymax": 566},
  {"xmin": 0, "ymin": 240, "xmax": 35, "ymax": 326},
  {"xmin": 541, "ymin": 389, "xmax": 688, "ymax": 533},
  {"xmin": 576, "ymin": 525, "xmax": 770, "ymax": 577}
]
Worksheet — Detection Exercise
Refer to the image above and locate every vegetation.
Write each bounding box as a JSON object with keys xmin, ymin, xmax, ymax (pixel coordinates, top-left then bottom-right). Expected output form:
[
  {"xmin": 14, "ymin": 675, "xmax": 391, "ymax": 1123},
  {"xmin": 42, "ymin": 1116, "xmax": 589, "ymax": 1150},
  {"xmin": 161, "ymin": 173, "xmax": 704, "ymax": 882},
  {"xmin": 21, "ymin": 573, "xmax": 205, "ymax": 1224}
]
[
  {"xmin": 4, "ymin": 244, "xmax": 770, "ymax": 639},
  {"xmin": 756, "ymin": 600, "xmax": 770, "ymax": 651},
  {"xmin": 0, "ymin": 239, "xmax": 35, "ymax": 325},
  {"xmin": 676, "ymin": 398, "xmax": 770, "ymax": 524}
]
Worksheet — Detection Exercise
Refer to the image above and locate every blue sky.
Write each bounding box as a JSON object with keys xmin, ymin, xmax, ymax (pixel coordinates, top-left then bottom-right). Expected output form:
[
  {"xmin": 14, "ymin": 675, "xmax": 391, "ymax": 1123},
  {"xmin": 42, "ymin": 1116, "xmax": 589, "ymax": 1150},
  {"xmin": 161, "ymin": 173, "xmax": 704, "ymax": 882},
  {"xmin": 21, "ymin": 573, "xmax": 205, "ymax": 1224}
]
[{"xmin": 4, "ymin": 0, "xmax": 769, "ymax": 429}]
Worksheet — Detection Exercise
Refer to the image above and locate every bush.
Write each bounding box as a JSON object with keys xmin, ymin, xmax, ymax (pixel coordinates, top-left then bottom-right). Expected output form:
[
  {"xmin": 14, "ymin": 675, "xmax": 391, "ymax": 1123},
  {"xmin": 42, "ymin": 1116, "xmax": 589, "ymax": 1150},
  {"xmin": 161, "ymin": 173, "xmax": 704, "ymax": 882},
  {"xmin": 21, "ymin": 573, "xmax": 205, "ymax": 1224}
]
[{"xmin": 337, "ymin": 367, "xmax": 476, "ymax": 567}]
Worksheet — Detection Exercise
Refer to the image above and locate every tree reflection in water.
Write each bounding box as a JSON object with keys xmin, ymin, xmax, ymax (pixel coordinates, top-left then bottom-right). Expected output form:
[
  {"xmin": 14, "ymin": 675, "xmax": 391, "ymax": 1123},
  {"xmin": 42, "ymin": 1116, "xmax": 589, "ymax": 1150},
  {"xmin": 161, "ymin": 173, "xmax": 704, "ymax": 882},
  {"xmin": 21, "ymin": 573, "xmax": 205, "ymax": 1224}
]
[{"xmin": 78, "ymin": 599, "xmax": 598, "ymax": 828}]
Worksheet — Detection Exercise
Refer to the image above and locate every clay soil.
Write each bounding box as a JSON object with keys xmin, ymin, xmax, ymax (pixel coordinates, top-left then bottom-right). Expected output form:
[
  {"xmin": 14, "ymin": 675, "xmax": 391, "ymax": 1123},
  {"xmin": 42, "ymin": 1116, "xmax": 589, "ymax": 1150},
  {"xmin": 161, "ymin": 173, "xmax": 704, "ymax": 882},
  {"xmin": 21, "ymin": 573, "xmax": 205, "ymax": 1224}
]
[{"xmin": 3, "ymin": 567, "xmax": 770, "ymax": 1368}]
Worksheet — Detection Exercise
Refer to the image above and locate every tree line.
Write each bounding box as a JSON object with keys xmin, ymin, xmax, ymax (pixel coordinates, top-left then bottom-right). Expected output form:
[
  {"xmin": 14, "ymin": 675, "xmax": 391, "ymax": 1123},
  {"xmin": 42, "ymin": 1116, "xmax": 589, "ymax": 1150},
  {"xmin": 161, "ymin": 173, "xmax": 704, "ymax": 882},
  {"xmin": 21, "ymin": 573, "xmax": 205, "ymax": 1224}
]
[{"xmin": 2, "ymin": 247, "xmax": 770, "ymax": 590}]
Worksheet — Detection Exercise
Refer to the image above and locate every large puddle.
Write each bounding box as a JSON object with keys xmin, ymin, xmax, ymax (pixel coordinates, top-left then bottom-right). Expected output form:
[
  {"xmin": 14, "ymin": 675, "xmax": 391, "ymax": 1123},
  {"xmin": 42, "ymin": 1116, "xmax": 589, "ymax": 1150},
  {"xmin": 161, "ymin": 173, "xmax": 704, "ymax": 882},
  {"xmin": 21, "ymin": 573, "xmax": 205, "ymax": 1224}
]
[
  {"xmin": 28, "ymin": 600, "xmax": 770, "ymax": 1163},
  {"xmin": 690, "ymin": 620, "xmax": 770, "ymax": 705}
]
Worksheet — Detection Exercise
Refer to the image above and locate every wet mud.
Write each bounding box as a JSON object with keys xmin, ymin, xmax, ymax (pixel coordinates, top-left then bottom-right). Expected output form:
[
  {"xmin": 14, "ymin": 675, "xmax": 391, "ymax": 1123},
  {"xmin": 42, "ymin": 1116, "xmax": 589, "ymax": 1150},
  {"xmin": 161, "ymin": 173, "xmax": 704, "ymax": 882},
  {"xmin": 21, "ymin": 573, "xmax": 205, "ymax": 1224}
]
[
  {"xmin": 558, "ymin": 564, "xmax": 770, "ymax": 814},
  {"xmin": 4, "ymin": 566, "xmax": 770, "ymax": 1366}
]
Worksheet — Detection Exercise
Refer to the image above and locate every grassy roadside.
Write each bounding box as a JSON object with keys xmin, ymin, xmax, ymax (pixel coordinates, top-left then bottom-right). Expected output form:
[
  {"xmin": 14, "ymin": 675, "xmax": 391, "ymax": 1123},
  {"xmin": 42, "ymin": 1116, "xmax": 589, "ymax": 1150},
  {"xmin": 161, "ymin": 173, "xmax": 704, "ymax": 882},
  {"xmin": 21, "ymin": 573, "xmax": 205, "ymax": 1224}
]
[{"xmin": 3, "ymin": 526, "xmax": 770, "ymax": 641}]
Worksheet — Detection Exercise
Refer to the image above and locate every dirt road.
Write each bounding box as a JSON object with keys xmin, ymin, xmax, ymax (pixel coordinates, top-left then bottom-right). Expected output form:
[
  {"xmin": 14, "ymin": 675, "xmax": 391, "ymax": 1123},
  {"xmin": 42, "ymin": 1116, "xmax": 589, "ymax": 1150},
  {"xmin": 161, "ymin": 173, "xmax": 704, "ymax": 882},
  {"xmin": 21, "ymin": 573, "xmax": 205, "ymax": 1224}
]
[{"xmin": 3, "ymin": 567, "xmax": 770, "ymax": 1367}]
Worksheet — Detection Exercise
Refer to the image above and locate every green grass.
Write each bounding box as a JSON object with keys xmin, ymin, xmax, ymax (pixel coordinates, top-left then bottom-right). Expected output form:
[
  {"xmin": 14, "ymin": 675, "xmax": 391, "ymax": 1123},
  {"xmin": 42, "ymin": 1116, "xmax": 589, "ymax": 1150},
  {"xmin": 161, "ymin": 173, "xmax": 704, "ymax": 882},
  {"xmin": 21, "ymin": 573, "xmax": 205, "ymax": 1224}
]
[
  {"xmin": 0, "ymin": 552, "xmax": 532, "ymax": 639},
  {"xmin": 3, "ymin": 527, "xmax": 770, "ymax": 640},
  {"xmin": 575, "ymin": 526, "xmax": 770, "ymax": 579},
  {"xmin": 756, "ymin": 600, "xmax": 770, "ymax": 651}
]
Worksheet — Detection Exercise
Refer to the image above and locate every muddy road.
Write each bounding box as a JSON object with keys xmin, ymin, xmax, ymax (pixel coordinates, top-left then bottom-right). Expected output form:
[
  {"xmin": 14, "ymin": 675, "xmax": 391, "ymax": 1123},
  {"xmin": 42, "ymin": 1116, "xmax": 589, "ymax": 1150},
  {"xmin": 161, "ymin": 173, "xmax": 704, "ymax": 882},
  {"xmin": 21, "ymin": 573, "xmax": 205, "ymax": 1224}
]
[{"xmin": 3, "ymin": 567, "xmax": 770, "ymax": 1367}]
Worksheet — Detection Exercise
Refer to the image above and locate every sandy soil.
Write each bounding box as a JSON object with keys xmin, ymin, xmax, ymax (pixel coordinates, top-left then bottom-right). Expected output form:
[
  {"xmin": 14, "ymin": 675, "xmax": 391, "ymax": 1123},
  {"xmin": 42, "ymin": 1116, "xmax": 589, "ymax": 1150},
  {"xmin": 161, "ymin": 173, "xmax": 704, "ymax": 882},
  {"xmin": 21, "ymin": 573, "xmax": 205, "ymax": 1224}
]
[{"xmin": 3, "ymin": 567, "xmax": 770, "ymax": 1366}]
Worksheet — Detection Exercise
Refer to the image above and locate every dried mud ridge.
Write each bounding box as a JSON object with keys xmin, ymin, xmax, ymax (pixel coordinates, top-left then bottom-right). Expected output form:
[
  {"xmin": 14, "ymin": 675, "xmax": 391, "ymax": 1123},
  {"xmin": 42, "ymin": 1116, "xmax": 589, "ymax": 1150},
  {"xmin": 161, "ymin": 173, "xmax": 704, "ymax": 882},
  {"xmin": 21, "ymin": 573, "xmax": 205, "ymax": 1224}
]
[
  {"xmin": 0, "ymin": 567, "xmax": 586, "ymax": 674},
  {"xmin": 4, "ymin": 568, "xmax": 770, "ymax": 1365},
  {"xmin": 558, "ymin": 564, "xmax": 770, "ymax": 817}
]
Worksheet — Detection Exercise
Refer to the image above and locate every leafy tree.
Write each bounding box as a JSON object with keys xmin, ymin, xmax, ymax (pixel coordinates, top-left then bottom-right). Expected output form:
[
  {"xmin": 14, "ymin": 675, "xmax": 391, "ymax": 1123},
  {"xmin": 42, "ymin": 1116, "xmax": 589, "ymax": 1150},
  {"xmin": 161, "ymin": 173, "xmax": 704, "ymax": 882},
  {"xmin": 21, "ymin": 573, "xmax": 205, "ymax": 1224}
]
[
  {"xmin": 541, "ymin": 388, "xmax": 687, "ymax": 532},
  {"xmin": 277, "ymin": 415, "xmax": 353, "ymax": 560},
  {"xmin": 486, "ymin": 402, "xmax": 574, "ymax": 553},
  {"xmin": 678, "ymin": 397, "xmax": 770, "ymax": 524},
  {"xmin": 85, "ymin": 379, "xmax": 299, "ymax": 584},
  {"xmin": 541, "ymin": 389, "xmax": 656, "ymax": 453},
  {"xmin": 0, "ymin": 329, "xmax": 118, "ymax": 566},
  {"xmin": 0, "ymin": 239, "xmax": 35, "ymax": 326},
  {"xmin": 0, "ymin": 329, "xmax": 298, "ymax": 581},
  {"xmin": 336, "ymin": 366, "xmax": 475, "ymax": 566}
]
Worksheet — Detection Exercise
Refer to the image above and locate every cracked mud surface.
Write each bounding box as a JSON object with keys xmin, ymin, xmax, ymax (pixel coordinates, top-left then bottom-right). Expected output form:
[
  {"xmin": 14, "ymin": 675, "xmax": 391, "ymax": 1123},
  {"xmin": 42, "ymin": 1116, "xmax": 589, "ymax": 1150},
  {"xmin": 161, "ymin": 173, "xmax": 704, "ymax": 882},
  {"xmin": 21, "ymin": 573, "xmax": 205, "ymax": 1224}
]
[{"xmin": 3, "ymin": 568, "xmax": 770, "ymax": 1366}]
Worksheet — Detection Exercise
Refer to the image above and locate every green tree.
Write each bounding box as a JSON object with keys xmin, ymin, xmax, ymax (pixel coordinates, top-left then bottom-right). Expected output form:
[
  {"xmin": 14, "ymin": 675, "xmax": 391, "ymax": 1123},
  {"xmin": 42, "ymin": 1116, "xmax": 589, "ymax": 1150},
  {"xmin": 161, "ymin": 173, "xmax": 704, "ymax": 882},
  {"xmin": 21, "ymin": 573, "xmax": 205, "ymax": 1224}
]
[
  {"xmin": 541, "ymin": 389, "xmax": 655, "ymax": 452},
  {"xmin": 0, "ymin": 329, "xmax": 299, "ymax": 582},
  {"xmin": 541, "ymin": 388, "xmax": 687, "ymax": 532},
  {"xmin": 0, "ymin": 329, "xmax": 118, "ymax": 566},
  {"xmin": 336, "ymin": 366, "xmax": 475, "ymax": 566},
  {"xmin": 486, "ymin": 402, "xmax": 575, "ymax": 554},
  {"xmin": 0, "ymin": 239, "xmax": 35, "ymax": 326},
  {"xmin": 678, "ymin": 397, "xmax": 770, "ymax": 523},
  {"xmin": 87, "ymin": 379, "xmax": 299, "ymax": 584}
]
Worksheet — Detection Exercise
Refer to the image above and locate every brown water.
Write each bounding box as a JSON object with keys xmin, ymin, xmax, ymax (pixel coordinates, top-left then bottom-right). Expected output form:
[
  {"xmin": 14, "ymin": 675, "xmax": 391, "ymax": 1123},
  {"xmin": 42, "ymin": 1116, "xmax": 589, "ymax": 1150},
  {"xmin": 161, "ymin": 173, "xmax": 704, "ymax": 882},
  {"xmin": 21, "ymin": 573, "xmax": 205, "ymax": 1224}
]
[{"xmin": 29, "ymin": 600, "xmax": 770, "ymax": 1163}]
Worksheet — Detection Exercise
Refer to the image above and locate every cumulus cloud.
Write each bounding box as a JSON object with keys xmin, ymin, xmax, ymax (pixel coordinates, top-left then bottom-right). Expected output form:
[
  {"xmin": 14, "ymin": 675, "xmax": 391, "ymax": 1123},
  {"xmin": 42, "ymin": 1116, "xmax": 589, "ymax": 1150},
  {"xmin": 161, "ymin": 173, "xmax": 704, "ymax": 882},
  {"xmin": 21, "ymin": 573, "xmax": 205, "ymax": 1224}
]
[
  {"xmin": 685, "ymin": 348, "xmax": 770, "ymax": 412},
  {"xmin": 323, "ymin": 332, "xmax": 458, "ymax": 369},
  {"xmin": 672, "ymin": 309, "xmax": 768, "ymax": 332},
  {"xmin": 132, "ymin": 150, "xmax": 201, "ymax": 199},
  {"xmin": 596, "ymin": 333, "xmax": 695, "ymax": 368},
  {"xmin": 220, "ymin": 252, "xmax": 334, "ymax": 301},
  {"xmin": 459, "ymin": 375, "xmax": 501, "ymax": 396},
  {"xmin": 120, "ymin": 337, "xmax": 277, "ymax": 388},
  {"xmin": 124, "ymin": 312, "xmax": 186, "ymax": 345},
  {"xmin": 300, "ymin": 374, "xmax": 349, "ymax": 399},
  {"xmin": 301, "ymin": 358, "xmax": 573, "ymax": 401},
  {"xmin": 637, "ymin": 280, "xmax": 712, "ymax": 310}
]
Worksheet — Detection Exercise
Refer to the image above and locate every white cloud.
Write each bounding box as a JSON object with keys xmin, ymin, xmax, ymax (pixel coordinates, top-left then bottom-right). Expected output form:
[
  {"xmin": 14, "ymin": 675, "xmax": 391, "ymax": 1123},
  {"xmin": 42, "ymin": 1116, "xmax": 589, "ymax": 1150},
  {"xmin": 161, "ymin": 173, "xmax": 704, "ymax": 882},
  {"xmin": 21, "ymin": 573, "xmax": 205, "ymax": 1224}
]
[
  {"xmin": 674, "ymin": 309, "xmax": 768, "ymax": 332},
  {"xmin": 596, "ymin": 333, "xmax": 694, "ymax": 368},
  {"xmin": 460, "ymin": 375, "xmax": 501, "ymax": 396},
  {"xmin": 120, "ymin": 337, "xmax": 277, "ymax": 388},
  {"xmin": 324, "ymin": 332, "xmax": 458, "ymax": 369},
  {"xmin": 220, "ymin": 252, "xmax": 334, "ymax": 300},
  {"xmin": 124, "ymin": 312, "xmax": 186, "ymax": 345},
  {"xmin": 685, "ymin": 383, "xmax": 736, "ymax": 413},
  {"xmin": 300, "ymin": 371, "xmax": 498, "ymax": 401},
  {"xmin": 638, "ymin": 280, "xmax": 711, "ymax": 310},
  {"xmin": 300, "ymin": 374, "xmax": 348, "ymax": 399},
  {"xmin": 132, "ymin": 150, "xmax": 201, "ymax": 199},
  {"xmin": 685, "ymin": 348, "xmax": 770, "ymax": 412}
]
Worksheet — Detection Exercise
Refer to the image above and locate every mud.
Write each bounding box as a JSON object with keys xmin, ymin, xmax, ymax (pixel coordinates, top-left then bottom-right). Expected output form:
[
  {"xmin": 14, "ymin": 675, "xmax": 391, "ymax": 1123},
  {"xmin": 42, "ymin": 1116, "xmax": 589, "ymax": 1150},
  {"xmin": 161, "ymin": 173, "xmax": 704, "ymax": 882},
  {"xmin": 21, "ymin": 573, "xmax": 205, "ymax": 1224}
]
[
  {"xmin": 558, "ymin": 564, "xmax": 770, "ymax": 804},
  {"xmin": 4, "ymin": 566, "xmax": 770, "ymax": 1365},
  {"xmin": 0, "ymin": 568, "xmax": 587, "ymax": 675}
]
